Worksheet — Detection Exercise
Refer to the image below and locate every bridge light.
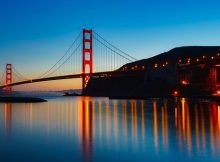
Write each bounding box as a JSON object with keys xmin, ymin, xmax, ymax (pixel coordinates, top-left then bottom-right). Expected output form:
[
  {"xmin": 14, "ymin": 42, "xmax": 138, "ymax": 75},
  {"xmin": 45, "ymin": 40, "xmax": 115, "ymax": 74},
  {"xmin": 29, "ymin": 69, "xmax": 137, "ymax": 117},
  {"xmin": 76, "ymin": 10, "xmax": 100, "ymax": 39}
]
[
  {"xmin": 203, "ymin": 56, "xmax": 206, "ymax": 59},
  {"xmin": 211, "ymin": 56, "xmax": 214, "ymax": 59},
  {"xmin": 154, "ymin": 64, "xmax": 158, "ymax": 68},
  {"xmin": 181, "ymin": 80, "xmax": 189, "ymax": 85},
  {"xmin": 196, "ymin": 59, "xmax": 199, "ymax": 62},
  {"xmin": 173, "ymin": 90, "xmax": 179, "ymax": 96},
  {"xmin": 217, "ymin": 90, "xmax": 220, "ymax": 95},
  {"xmin": 142, "ymin": 66, "xmax": 145, "ymax": 69},
  {"xmin": 162, "ymin": 64, "xmax": 165, "ymax": 67},
  {"xmin": 165, "ymin": 62, "xmax": 168, "ymax": 65},
  {"xmin": 179, "ymin": 59, "xmax": 182, "ymax": 63},
  {"xmin": 217, "ymin": 53, "xmax": 220, "ymax": 56},
  {"xmin": 135, "ymin": 65, "xmax": 138, "ymax": 69}
]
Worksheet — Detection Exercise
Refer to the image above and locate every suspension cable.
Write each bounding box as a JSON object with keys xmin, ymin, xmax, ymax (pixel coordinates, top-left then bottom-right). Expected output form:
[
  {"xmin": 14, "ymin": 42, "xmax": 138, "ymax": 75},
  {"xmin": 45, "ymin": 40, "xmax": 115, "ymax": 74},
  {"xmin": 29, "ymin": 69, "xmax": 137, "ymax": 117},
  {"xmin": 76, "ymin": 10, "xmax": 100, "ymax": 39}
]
[
  {"xmin": 38, "ymin": 32, "xmax": 82, "ymax": 78},
  {"xmin": 0, "ymin": 71, "xmax": 5, "ymax": 85},
  {"xmin": 43, "ymin": 43, "xmax": 82, "ymax": 77},
  {"xmin": 93, "ymin": 35, "xmax": 133, "ymax": 62},
  {"xmin": 93, "ymin": 30, "xmax": 137, "ymax": 61},
  {"xmin": 12, "ymin": 66, "xmax": 30, "ymax": 80}
]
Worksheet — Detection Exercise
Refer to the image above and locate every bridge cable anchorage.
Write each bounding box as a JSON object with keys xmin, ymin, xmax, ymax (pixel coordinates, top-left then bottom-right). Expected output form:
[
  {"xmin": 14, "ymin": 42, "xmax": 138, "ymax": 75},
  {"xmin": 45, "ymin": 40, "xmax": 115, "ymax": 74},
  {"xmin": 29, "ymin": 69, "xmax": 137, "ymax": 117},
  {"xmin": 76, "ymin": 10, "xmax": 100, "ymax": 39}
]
[
  {"xmin": 93, "ymin": 31, "xmax": 137, "ymax": 61},
  {"xmin": 42, "ymin": 42, "xmax": 82, "ymax": 78},
  {"xmin": 93, "ymin": 35, "xmax": 134, "ymax": 63},
  {"xmin": 38, "ymin": 32, "xmax": 82, "ymax": 78}
]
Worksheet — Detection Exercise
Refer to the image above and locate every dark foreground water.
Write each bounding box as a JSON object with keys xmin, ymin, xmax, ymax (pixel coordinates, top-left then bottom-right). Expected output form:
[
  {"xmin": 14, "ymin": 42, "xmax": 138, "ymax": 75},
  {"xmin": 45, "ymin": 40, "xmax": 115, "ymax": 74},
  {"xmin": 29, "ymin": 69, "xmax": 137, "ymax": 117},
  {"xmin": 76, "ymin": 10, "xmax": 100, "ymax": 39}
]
[{"xmin": 0, "ymin": 97, "xmax": 220, "ymax": 162}]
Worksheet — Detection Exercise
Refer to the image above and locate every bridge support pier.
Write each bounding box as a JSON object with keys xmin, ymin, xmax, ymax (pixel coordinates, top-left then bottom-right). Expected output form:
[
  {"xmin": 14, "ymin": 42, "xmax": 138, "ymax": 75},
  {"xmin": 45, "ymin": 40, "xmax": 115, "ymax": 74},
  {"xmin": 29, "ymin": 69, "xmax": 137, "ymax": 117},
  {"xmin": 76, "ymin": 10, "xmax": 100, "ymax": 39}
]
[
  {"xmin": 82, "ymin": 29, "xmax": 93, "ymax": 94},
  {"xmin": 5, "ymin": 64, "xmax": 12, "ymax": 95}
]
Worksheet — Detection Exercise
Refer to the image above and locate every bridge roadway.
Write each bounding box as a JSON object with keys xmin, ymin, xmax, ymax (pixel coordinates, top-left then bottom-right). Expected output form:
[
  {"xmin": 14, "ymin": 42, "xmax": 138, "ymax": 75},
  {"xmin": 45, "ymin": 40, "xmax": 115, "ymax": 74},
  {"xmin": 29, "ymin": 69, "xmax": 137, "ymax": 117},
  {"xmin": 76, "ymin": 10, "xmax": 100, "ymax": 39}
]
[{"xmin": 0, "ymin": 70, "xmax": 145, "ymax": 89}]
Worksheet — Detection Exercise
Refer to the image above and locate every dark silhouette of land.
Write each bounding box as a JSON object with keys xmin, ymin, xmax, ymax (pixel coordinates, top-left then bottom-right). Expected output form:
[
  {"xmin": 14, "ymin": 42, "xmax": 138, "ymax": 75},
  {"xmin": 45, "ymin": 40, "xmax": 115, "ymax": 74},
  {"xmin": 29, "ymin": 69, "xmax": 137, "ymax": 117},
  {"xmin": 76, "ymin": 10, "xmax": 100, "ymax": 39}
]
[
  {"xmin": 0, "ymin": 97, "xmax": 47, "ymax": 103},
  {"xmin": 84, "ymin": 46, "xmax": 220, "ymax": 98}
]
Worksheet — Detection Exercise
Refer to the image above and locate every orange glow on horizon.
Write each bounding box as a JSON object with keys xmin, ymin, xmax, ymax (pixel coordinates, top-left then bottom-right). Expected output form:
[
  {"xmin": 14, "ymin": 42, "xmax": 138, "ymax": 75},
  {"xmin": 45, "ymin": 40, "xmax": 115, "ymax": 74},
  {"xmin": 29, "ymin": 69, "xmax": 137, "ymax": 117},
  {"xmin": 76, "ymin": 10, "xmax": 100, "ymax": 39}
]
[{"xmin": 13, "ymin": 78, "xmax": 82, "ymax": 91}]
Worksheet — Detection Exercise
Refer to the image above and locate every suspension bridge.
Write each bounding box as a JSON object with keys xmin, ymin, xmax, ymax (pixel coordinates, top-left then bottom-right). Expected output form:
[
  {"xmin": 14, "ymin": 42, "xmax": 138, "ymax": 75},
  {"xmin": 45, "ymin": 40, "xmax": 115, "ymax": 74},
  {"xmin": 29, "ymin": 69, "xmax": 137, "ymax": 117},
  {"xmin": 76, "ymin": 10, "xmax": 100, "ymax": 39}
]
[{"xmin": 0, "ymin": 29, "xmax": 140, "ymax": 95}]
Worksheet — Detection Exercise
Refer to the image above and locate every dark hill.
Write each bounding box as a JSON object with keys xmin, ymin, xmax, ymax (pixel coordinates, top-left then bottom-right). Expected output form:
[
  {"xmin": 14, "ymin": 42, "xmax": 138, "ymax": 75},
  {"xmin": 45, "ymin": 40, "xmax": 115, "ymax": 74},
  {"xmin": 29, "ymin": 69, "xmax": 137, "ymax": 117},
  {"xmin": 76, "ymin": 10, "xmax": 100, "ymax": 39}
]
[
  {"xmin": 84, "ymin": 46, "xmax": 220, "ymax": 98},
  {"xmin": 121, "ymin": 46, "xmax": 220, "ymax": 69}
]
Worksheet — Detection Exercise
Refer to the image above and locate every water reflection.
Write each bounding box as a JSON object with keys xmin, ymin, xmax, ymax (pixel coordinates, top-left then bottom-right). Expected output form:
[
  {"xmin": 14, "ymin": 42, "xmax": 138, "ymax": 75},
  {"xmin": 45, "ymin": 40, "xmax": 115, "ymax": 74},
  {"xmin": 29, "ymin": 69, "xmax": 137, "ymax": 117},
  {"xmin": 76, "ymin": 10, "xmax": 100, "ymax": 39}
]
[
  {"xmin": 81, "ymin": 100, "xmax": 93, "ymax": 162},
  {"xmin": 0, "ymin": 97, "xmax": 220, "ymax": 161},
  {"xmin": 4, "ymin": 103, "xmax": 12, "ymax": 136},
  {"xmin": 153, "ymin": 99, "xmax": 158, "ymax": 153}
]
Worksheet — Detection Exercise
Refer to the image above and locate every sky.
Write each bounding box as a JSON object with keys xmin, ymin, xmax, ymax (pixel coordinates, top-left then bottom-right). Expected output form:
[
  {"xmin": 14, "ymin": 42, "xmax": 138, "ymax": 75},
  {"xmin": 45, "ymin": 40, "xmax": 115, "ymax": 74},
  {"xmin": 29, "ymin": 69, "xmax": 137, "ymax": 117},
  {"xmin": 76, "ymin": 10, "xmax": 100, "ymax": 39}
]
[{"xmin": 1, "ymin": 0, "xmax": 220, "ymax": 91}]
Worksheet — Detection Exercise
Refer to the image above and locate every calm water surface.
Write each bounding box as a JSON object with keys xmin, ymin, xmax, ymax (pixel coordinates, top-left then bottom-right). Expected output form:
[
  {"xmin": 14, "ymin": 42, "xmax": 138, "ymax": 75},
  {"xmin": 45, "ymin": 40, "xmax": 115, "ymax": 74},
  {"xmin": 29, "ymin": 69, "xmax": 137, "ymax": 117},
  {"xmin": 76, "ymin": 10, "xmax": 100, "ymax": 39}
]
[{"xmin": 0, "ymin": 97, "xmax": 220, "ymax": 162}]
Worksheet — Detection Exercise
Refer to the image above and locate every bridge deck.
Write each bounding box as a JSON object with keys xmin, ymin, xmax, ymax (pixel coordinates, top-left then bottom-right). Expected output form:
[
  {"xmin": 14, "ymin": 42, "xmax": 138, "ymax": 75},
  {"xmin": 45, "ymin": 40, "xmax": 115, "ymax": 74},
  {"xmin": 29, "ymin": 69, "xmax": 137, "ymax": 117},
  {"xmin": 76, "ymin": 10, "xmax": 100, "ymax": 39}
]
[{"xmin": 0, "ymin": 70, "xmax": 145, "ymax": 89}]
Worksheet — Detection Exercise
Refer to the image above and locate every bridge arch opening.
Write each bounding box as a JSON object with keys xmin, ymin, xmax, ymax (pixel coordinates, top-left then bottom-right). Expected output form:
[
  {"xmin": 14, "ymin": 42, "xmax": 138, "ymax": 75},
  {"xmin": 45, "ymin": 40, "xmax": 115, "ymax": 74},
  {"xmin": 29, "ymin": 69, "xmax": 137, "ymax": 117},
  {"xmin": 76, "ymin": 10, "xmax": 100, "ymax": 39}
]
[{"xmin": 85, "ymin": 64, "xmax": 91, "ymax": 74}]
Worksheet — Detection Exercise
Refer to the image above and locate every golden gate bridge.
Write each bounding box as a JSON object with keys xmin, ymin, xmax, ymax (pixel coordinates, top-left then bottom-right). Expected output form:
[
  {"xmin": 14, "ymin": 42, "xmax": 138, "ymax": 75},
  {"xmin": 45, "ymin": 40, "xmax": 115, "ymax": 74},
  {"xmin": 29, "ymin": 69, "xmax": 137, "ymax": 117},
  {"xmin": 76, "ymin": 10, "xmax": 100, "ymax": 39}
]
[
  {"xmin": 2, "ymin": 29, "xmax": 220, "ymax": 96},
  {"xmin": 0, "ymin": 29, "xmax": 138, "ymax": 95}
]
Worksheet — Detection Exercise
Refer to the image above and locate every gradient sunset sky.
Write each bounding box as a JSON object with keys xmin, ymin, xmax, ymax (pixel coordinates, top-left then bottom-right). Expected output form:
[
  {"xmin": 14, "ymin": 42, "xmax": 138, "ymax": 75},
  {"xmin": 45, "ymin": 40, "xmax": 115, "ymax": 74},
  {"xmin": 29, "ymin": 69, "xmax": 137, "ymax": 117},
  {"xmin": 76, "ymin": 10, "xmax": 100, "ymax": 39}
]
[{"xmin": 1, "ymin": 0, "xmax": 220, "ymax": 90}]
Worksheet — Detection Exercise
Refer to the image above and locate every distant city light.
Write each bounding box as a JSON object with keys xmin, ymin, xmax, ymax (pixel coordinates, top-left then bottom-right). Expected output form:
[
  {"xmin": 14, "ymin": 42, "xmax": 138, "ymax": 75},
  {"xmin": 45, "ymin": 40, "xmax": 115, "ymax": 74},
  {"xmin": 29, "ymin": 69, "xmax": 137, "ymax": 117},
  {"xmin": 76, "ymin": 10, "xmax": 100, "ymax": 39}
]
[
  {"xmin": 173, "ymin": 90, "xmax": 179, "ymax": 96},
  {"xmin": 181, "ymin": 80, "xmax": 189, "ymax": 85}
]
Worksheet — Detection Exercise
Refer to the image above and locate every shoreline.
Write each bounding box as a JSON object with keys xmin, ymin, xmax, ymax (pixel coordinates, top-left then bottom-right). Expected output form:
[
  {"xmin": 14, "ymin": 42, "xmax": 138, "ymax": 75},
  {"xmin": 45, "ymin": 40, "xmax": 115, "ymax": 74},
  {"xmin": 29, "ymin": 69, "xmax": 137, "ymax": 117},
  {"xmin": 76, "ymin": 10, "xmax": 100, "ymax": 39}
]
[
  {"xmin": 0, "ymin": 97, "xmax": 47, "ymax": 103},
  {"xmin": 63, "ymin": 93, "xmax": 220, "ymax": 102},
  {"xmin": 108, "ymin": 95, "xmax": 220, "ymax": 102}
]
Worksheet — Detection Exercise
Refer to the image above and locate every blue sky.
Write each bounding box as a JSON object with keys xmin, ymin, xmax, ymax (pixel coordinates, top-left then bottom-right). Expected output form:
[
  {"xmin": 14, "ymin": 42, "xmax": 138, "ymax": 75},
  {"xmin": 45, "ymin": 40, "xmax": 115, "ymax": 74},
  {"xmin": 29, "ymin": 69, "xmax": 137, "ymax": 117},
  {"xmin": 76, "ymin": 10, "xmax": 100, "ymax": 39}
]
[{"xmin": 0, "ymin": 0, "xmax": 220, "ymax": 89}]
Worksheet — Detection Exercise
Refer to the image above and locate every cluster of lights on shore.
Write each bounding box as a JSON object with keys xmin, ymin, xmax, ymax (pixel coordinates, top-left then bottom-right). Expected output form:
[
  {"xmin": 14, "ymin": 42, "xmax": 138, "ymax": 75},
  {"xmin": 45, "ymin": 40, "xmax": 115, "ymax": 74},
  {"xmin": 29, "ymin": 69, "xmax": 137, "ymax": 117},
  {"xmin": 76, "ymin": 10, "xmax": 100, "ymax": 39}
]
[
  {"xmin": 122, "ymin": 52, "xmax": 220, "ymax": 97},
  {"xmin": 122, "ymin": 65, "xmax": 145, "ymax": 71},
  {"xmin": 174, "ymin": 52, "xmax": 220, "ymax": 96},
  {"xmin": 122, "ymin": 52, "xmax": 220, "ymax": 72},
  {"xmin": 177, "ymin": 53, "xmax": 220, "ymax": 65}
]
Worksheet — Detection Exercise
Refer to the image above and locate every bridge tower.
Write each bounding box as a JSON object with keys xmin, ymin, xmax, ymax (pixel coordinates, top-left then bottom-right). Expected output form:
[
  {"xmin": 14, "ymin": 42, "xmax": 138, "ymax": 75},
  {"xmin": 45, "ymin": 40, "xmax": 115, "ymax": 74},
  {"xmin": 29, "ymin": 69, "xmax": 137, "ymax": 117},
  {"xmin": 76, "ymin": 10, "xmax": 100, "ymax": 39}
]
[
  {"xmin": 5, "ymin": 64, "xmax": 12, "ymax": 95},
  {"xmin": 82, "ymin": 29, "xmax": 93, "ymax": 93}
]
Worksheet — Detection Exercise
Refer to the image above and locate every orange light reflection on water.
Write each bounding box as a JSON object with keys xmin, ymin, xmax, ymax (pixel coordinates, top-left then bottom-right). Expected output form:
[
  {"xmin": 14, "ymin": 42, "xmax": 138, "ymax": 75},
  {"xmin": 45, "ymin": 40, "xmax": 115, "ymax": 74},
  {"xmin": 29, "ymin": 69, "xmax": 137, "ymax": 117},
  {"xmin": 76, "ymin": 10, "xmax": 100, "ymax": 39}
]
[
  {"xmin": 2, "ymin": 97, "xmax": 220, "ymax": 160},
  {"xmin": 153, "ymin": 99, "xmax": 158, "ymax": 153}
]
